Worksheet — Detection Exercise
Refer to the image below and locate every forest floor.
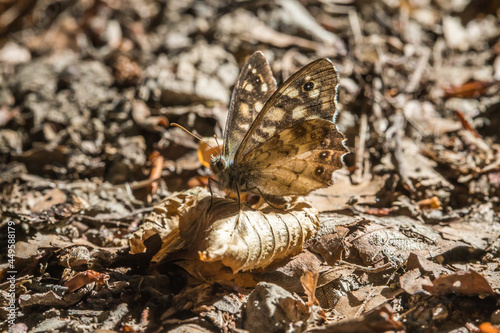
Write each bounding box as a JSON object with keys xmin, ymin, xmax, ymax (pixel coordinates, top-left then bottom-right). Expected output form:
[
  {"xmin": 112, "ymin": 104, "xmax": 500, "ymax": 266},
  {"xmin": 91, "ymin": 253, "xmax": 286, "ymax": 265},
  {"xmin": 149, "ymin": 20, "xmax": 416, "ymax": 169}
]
[{"xmin": 1, "ymin": 0, "xmax": 500, "ymax": 332}]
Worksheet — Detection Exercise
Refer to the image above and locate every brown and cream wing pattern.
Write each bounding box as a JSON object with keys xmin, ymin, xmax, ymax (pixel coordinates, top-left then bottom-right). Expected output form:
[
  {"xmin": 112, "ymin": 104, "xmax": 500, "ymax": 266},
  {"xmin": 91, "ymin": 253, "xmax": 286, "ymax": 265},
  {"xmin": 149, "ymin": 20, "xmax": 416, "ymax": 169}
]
[
  {"xmin": 223, "ymin": 51, "xmax": 277, "ymax": 161},
  {"xmin": 234, "ymin": 59, "xmax": 340, "ymax": 163}
]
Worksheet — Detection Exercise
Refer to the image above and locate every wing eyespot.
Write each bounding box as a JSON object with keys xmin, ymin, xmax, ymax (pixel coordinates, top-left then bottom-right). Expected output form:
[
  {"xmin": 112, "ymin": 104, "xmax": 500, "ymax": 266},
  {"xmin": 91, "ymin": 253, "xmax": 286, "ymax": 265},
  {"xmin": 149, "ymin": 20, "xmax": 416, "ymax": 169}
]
[
  {"xmin": 303, "ymin": 81, "xmax": 315, "ymax": 91},
  {"xmin": 319, "ymin": 151, "xmax": 329, "ymax": 159},
  {"xmin": 315, "ymin": 166, "xmax": 324, "ymax": 176}
]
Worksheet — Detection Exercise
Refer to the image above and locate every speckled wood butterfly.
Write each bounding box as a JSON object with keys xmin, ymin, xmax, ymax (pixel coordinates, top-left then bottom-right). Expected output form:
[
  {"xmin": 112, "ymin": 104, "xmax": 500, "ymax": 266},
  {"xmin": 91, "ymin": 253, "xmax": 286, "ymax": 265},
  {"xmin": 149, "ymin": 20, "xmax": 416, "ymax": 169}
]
[{"xmin": 210, "ymin": 51, "xmax": 348, "ymax": 202}]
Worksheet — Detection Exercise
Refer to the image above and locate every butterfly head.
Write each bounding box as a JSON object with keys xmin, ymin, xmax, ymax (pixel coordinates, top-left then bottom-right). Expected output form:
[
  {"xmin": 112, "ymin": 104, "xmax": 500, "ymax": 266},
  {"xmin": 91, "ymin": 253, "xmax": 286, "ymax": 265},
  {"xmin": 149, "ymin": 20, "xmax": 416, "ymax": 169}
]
[{"xmin": 210, "ymin": 155, "xmax": 227, "ymax": 176}]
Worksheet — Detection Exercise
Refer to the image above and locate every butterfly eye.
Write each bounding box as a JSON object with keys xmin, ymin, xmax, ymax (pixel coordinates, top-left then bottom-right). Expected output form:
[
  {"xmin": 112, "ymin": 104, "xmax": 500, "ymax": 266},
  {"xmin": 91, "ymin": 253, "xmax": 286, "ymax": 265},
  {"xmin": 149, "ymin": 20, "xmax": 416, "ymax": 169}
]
[
  {"xmin": 303, "ymin": 81, "xmax": 315, "ymax": 91},
  {"xmin": 216, "ymin": 159, "xmax": 225, "ymax": 170}
]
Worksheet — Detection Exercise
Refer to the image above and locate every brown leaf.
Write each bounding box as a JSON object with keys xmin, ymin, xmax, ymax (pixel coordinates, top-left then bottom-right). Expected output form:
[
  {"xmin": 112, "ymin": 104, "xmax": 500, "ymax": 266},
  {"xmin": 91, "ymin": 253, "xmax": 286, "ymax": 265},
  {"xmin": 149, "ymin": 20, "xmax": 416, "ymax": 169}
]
[
  {"xmin": 444, "ymin": 80, "xmax": 493, "ymax": 98},
  {"xmin": 406, "ymin": 253, "xmax": 452, "ymax": 279},
  {"xmin": 455, "ymin": 109, "xmax": 481, "ymax": 138},
  {"xmin": 140, "ymin": 188, "xmax": 209, "ymax": 261},
  {"xmin": 300, "ymin": 270, "xmax": 319, "ymax": 306},
  {"xmin": 244, "ymin": 282, "xmax": 309, "ymax": 332},
  {"xmin": 197, "ymin": 137, "xmax": 222, "ymax": 168},
  {"xmin": 334, "ymin": 286, "xmax": 402, "ymax": 319},
  {"xmin": 63, "ymin": 270, "xmax": 110, "ymax": 293},
  {"xmin": 417, "ymin": 196, "xmax": 442, "ymax": 210},
  {"xmin": 308, "ymin": 226, "xmax": 349, "ymax": 266},
  {"xmin": 399, "ymin": 268, "xmax": 433, "ymax": 295},
  {"xmin": 423, "ymin": 270, "xmax": 495, "ymax": 296},
  {"xmin": 305, "ymin": 172, "xmax": 387, "ymax": 212},
  {"xmin": 254, "ymin": 250, "xmax": 323, "ymax": 293},
  {"xmin": 308, "ymin": 304, "xmax": 404, "ymax": 333}
]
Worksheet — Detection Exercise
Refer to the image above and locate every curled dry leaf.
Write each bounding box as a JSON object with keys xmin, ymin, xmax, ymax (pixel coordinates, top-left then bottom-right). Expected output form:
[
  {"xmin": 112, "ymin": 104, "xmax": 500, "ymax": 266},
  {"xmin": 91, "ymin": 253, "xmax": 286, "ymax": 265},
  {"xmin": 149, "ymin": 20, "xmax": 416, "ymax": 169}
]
[
  {"xmin": 132, "ymin": 187, "xmax": 208, "ymax": 255},
  {"xmin": 300, "ymin": 270, "xmax": 319, "ymax": 306},
  {"xmin": 197, "ymin": 137, "xmax": 222, "ymax": 168},
  {"xmin": 146, "ymin": 187, "xmax": 319, "ymax": 273},
  {"xmin": 188, "ymin": 195, "xmax": 319, "ymax": 273}
]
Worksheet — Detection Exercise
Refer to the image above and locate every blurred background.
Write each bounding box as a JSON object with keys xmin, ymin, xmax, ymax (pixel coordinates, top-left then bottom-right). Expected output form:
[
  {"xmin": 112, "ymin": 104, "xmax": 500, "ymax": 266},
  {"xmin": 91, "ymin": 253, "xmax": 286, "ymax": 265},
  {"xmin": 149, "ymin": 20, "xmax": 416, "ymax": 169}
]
[
  {"xmin": 1, "ymin": 0, "xmax": 499, "ymax": 197},
  {"xmin": 2, "ymin": 1, "xmax": 500, "ymax": 331}
]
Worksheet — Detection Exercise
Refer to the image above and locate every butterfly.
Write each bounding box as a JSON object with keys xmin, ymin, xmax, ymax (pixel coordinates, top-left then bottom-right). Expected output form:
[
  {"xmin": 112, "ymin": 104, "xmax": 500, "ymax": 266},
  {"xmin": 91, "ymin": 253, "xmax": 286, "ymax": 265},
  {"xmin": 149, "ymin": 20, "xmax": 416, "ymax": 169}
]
[{"xmin": 210, "ymin": 51, "xmax": 348, "ymax": 202}]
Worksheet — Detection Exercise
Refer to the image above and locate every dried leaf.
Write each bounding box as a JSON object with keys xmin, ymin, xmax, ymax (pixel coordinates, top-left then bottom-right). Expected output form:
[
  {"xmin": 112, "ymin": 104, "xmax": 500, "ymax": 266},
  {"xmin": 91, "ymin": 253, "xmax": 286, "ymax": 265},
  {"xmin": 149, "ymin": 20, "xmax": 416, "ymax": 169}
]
[
  {"xmin": 455, "ymin": 109, "xmax": 481, "ymax": 138},
  {"xmin": 191, "ymin": 195, "xmax": 320, "ymax": 272},
  {"xmin": 244, "ymin": 282, "xmax": 309, "ymax": 332},
  {"xmin": 308, "ymin": 226, "xmax": 349, "ymax": 266},
  {"xmin": 147, "ymin": 150, "xmax": 164, "ymax": 195},
  {"xmin": 334, "ymin": 286, "xmax": 402, "ymax": 319},
  {"xmin": 18, "ymin": 290, "xmax": 85, "ymax": 309},
  {"xmin": 423, "ymin": 270, "xmax": 495, "ymax": 296},
  {"xmin": 146, "ymin": 188, "xmax": 319, "ymax": 273},
  {"xmin": 300, "ymin": 270, "xmax": 319, "ymax": 306},
  {"xmin": 63, "ymin": 270, "xmax": 110, "ymax": 293},
  {"xmin": 308, "ymin": 304, "xmax": 404, "ymax": 333},
  {"xmin": 138, "ymin": 187, "xmax": 209, "ymax": 259},
  {"xmin": 254, "ymin": 250, "xmax": 323, "ymax": 292},
  {"xmin": 400, "ymin": 268, "xmax": 432, "ymax": 295},
  {"xmin": 315, "ymin": 266, "xmax": 357, "ymax": 309},
  {"xmin": 306, "ymin": 172, "xmax": 388, "ymax": 212},
  {"xmin": 444, "ymin": 80, "xmax": 493, "ymax": 98},
  {"xmin": 197, "ymin": 137, "xmax": 222, "ymax": 168},
  {"xmin": 417, "ymin": 196, "xmax": 442, "ymax": 210}
]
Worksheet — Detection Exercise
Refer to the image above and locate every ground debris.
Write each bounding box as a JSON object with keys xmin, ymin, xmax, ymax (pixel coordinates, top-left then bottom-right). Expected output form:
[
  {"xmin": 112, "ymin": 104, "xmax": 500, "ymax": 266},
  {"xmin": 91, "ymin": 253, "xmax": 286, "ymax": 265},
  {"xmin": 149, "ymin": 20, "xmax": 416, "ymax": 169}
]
[{"xmin": 1, "ymin": 0, "xmax": 500, "ymax": 332}]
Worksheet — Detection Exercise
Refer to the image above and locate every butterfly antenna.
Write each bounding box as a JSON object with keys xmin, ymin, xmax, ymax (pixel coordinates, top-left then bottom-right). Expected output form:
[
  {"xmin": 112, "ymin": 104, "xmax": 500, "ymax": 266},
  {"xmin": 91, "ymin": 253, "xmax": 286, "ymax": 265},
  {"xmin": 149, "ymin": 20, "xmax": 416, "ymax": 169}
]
[
  {"xmin": 170, "ymin": 123, "xmax": 220, "ymax": 156},
  {"xmin": 214, "ymin": 134, "xmax": 221, "ymax": 152}
]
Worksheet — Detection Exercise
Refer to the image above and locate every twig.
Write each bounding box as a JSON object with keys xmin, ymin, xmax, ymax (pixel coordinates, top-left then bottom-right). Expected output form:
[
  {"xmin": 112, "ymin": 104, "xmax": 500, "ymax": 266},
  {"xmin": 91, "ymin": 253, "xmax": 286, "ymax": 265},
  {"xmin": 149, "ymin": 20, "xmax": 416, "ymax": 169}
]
[
  {"xmin": 406, "ymin": 47, "xmax": 430, "ymax": 93},
  {"xmin": 354, "ymin": 286, "xmax": 377, "ymax": 317},
  {"xmin": 348, "ymin": 9, "xmax": 363, "ymax": 44},
  {"xmin": 0, "ymin": 0, "xmax": 35, "ymax": 35},
  {"xmin": 77, "ymin": 207, "xmax": 154, "ymax": 227},
  {"xmin": 338, "ymin": 260, "xmax": 394, "ymax": 273},
  {"xmin": 354, "ymin": 112, "xmax": 368, "ymax": 184},
  {"xmin": 393, "ymin": 110, "xmax": 416, "ymax": 193}
]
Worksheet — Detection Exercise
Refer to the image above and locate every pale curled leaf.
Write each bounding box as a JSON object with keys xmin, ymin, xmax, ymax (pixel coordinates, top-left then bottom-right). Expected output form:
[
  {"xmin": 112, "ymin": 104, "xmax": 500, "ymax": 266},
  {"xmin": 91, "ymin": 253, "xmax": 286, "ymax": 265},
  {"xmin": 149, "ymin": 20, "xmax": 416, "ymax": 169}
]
[
  {"xmin": 142, "ymin": 189, "xmax": 316, "ymax": 273},
  {"xmin": 188, "ymin": 196, "xmax": 320, "ymax": 273},
  {"xmin": 133, "ymin": 187, "xmax": 210, "ymax": 256},
  {"xmin": 143, "ymin": 187, "xmax": 320, "ymax": 273}
]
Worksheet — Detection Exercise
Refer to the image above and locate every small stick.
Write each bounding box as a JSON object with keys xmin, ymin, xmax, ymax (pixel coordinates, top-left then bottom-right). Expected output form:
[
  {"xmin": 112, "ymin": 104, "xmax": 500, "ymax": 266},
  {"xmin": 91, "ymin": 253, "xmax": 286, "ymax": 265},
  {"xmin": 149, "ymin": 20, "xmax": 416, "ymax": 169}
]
[{"xmin": 354, "ymin": 112, "xmax": 368, "ymax": 183}]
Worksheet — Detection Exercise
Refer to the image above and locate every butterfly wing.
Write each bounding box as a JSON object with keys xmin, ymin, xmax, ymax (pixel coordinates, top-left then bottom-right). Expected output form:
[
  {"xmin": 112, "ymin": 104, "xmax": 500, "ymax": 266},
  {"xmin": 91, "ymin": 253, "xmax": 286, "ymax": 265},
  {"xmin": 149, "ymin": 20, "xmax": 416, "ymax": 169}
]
[
  {"xmin": 234, "ymin": 59, "xmax": 340, "ymax": 162},
  {"xmin": 223, "ymin": 51, "xmax": 277, "ymax": 161},
  {"xmin": 241, "ymin": 118, "xmax": 348, "ymax": 196}
]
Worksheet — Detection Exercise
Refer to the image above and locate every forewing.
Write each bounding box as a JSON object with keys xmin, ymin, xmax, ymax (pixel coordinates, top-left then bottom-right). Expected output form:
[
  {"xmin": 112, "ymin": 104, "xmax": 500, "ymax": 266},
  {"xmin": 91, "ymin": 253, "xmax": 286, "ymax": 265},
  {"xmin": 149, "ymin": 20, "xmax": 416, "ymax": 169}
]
[
  {"xmin": 242, "ymin": 119, "xmax": 348, "ymax": 196},
  {"xmin": 234, "ymin": 59, "xmax": 340, "ymax": 162},
  {"xmin": 223, "ymin": 51, "xmax": 277, "ymax": 160}
]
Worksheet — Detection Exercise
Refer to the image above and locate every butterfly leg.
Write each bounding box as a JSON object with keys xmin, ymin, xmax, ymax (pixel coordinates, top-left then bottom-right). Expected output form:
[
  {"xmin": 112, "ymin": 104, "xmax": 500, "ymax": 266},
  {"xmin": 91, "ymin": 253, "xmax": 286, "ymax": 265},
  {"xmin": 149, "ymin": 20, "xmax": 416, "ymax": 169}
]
[
  {"xmin": 236, "ymin": 181, "xmax": 242, "ymax": 211},
  {"xmin": 235, "ymin": 181, "xmax": 243, "ymax": 227},
  {"xmin": 208, "ymin": 177, "xmax": 225, "ymax": 207},
  {"xmin": 208, "ymin": 177, "xmax": 216, "ymax": 206}
]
